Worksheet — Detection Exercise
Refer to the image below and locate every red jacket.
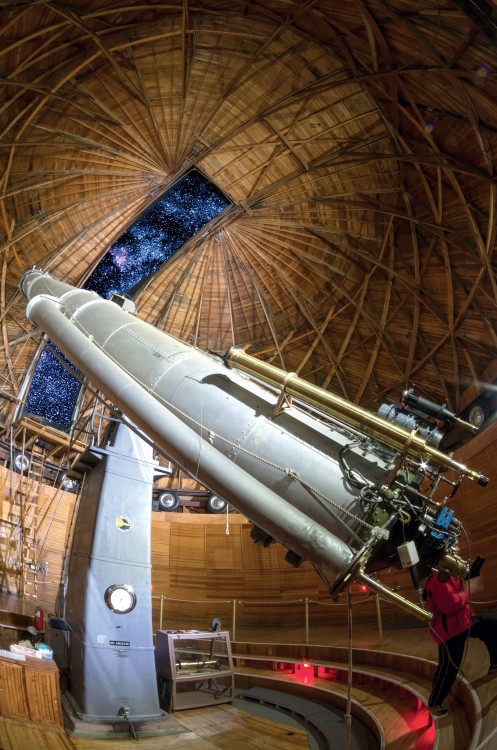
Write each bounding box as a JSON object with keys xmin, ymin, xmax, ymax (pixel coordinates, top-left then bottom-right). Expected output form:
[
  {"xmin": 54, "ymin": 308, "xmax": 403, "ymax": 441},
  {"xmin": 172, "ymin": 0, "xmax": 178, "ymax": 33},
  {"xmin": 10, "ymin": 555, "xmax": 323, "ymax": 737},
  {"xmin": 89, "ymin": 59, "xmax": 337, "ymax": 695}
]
[{"xmin": 424, "ymin": 573, "xmax": 471, "ymax": 644}]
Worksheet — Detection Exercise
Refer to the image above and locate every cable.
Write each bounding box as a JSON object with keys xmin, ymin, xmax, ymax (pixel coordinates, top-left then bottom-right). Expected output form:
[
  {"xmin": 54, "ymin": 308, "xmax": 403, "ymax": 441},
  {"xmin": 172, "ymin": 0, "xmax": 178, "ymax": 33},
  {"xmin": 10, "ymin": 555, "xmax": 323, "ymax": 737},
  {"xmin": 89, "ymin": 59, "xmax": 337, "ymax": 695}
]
[{"xmin": 117, "ymin": 707, "xmax": 138, "ymax": 741}]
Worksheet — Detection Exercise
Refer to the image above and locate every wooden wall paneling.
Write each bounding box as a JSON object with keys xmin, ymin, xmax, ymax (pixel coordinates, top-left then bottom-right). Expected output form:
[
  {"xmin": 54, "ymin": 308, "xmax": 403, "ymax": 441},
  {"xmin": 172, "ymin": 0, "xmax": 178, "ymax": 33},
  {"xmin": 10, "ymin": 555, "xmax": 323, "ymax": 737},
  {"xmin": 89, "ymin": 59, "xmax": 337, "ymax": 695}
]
[
  {"xmin": 168, "ymin": 523, "xmax": 211, "ymax": 626},
  {"xmin": 449, "ymin": 421, "xmax": 497, "ymax": 611},
  {"xmin": 0, "ymin": 469, "xmax": 21, "ymax": 596},
  {"xmin": 204, "ymin": 523, "xmax": 242, "ymax": 569},
  {"xmin": 206, "ymin": 570, "xmax": 245, "ymax": 631},
  {"xmin": 207, "ymin": 569, "xmax": 246, "ymax": 595},
  {"xmin": 149, "ymin": 514, "xmax": 398, "ymax": 631},
  {"xmin": 151, "ymin": 571, "xmax": 171, "ymax": 630},
  {"xmin": 169, "ymin": 523, "xmax": 206, "ymax": 569},
  {"xmin": 167, "ymin": 569, "xmax": 209, "ymax": 601},
  {"xmin": 0, "ymin": 468, "xmax": 70, "ymax": 607},
  {"xmin": 34, "ymin": 484, "xmax": 77, "ymax": 612},
  {"xmin": 278, "ymin": 566, "xmax": 325, "ymax": 604},
  {"xmin": 151, "ymin": 513, "xmax": 171, "ymax": 560},
  {"xmin": 151, "ymin": 513, "xmax": 172, "ymax": 599}
]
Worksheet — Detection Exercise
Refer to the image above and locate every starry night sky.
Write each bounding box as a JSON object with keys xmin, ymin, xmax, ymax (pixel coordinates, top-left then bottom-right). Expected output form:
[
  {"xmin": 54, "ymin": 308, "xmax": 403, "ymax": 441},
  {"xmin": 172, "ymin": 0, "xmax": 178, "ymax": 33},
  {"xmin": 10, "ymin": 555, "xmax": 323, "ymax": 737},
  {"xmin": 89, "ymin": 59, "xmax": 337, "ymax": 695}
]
[
  {"xmin": 24, "ymin": 170, "xmax": 229, "ymax": 428},
  {"xmin": 24, "ymin": 344, "xmax": 82, "ymax": 430},
  {"xmin": 84, "ymin": 170, "xmax": 229, "ymax": 298}
]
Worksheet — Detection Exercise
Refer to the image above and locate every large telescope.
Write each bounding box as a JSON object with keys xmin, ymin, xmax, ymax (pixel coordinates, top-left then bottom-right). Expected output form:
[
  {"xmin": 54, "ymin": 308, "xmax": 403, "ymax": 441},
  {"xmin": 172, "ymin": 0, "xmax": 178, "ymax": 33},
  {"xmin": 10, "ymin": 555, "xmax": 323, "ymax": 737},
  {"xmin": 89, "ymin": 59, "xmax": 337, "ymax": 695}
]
[{"xmin": 20, "ymin": 269, "xmax": 488, "ymax": 621}]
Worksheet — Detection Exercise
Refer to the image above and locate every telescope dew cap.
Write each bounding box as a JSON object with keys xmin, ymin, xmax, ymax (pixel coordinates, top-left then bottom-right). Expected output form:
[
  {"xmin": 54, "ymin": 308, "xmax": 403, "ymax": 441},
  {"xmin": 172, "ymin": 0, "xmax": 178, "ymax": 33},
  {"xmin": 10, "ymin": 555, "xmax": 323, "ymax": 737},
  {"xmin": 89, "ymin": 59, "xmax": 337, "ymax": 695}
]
[
  {"xmin": 19, "ymin": 267, "xmax": 42, "ymax": 297},
  {"xmin": 224, "ymin": 345, "xmax": 243, "ymax": 368}
]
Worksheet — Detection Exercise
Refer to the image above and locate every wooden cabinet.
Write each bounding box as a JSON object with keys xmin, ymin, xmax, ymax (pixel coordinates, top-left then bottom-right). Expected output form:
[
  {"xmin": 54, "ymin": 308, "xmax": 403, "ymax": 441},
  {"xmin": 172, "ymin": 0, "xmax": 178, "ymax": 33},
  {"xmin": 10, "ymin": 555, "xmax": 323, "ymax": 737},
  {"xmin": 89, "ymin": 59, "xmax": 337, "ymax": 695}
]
[
  {"xmin": 0, "ymin": 652, "xmax": 62, "ymax": 725},
  {"xmin": 0, "ymin": 658, "xmax": 29, "ymax": 720},
  {"xmin": 156, "ymin": 630, "xmax": 234, "ymax": 711},
  {"xmin": 25, "ymin": 662, "xmax": 62, "ymax": 724}
]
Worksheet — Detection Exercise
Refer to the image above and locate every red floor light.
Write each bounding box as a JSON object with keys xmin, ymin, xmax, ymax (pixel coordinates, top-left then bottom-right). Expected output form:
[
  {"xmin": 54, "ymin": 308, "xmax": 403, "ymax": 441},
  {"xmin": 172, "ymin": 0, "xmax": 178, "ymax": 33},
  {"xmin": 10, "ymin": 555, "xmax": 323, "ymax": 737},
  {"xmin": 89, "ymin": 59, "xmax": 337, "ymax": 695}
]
[
  {"xmin": 295, "ymin": 662, "xmax": 314, "ymax": 683},
  {"xmin": 398, "ymin": 707, "xmax": 435, "ymax": 750}
]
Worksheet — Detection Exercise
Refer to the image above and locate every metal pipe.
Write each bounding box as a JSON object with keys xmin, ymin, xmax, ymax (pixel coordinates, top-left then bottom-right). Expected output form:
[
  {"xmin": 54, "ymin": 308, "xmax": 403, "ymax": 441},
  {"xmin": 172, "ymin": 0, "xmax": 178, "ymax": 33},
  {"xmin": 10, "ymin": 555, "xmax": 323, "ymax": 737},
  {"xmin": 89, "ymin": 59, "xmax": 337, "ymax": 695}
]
[
  {"xmin": 305, "ymin": 597, "xmax": 309, "ymax": 645},
  {"xmin": 225, "ymin": 347, "xmax": 488, "ymax": 486}
]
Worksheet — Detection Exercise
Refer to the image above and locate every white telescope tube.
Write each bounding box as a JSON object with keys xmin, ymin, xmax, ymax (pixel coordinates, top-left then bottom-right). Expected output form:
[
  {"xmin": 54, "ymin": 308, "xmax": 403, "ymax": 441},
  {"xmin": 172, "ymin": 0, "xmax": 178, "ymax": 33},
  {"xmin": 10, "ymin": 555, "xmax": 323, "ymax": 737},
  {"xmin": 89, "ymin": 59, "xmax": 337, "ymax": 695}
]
[{"xmin": 24, "ymin": 290, "xmax": 354, "ymax": 576}]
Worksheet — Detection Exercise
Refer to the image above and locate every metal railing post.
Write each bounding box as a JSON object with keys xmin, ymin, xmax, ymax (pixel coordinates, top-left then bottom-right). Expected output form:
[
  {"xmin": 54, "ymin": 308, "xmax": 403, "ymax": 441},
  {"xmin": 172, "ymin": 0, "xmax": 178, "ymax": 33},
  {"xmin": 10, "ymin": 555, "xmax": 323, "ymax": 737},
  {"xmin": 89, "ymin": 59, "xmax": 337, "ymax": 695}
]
[{"xmin": 305, "ymin": 597, "xmax": 309, "ymax": 644}]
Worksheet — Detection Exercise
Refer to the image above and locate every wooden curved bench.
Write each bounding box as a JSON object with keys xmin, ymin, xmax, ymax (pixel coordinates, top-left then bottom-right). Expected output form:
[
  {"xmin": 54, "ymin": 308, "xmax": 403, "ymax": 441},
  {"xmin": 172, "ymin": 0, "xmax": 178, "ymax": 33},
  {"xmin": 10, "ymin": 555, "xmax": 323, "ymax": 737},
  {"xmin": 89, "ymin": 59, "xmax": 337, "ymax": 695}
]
[{"xmin": 233, "ymin": 641, "xmax": 481, "ymax": 750}]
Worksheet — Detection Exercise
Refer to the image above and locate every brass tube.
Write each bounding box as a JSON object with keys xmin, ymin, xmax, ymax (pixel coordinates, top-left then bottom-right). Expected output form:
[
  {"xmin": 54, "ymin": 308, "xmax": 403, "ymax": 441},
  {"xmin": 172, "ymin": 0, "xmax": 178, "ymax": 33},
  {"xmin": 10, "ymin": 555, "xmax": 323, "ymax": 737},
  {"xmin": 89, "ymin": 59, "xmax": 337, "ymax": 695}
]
[
  {"xmin": 225, "ymin": 347, "xmax": 488, "ymax": 487},
  {"xmin": 176, "ymin": 659, "xmax": 218, "ymax": 671},
  {"xmin": 375, "ymin": 594, "xmax": 384, "ymax": 646},
  {"xmin": 358, "ymin": 571, "xmax": 432, "ymax": 622}
]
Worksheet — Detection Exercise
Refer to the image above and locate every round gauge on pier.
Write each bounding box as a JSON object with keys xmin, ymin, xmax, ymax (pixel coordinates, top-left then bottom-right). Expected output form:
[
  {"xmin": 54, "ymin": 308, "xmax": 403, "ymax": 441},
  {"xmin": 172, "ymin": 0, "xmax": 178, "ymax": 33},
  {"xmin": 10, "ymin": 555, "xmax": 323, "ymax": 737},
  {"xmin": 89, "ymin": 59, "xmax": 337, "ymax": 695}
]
[{"xmin": 104, "ymin": 584, "xmax": 136, "ymax": 614}]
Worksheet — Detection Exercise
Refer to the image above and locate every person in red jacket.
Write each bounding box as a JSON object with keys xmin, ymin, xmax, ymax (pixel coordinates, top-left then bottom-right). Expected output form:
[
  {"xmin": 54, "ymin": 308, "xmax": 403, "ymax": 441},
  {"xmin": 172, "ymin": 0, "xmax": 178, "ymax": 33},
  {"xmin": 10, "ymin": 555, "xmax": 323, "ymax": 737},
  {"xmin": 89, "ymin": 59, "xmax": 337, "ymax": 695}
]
[{"xmin": 424, "ymin": 570, "xmax": 497, "ymax": 716}]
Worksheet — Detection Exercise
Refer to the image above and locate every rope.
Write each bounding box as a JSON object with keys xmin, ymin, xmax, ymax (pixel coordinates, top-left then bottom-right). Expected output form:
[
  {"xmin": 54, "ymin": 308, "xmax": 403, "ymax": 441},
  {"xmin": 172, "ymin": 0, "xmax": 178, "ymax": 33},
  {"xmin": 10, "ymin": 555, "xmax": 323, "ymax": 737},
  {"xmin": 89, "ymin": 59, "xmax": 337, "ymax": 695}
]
[{"xmin": 344, "ymin": 585, "xmax": 353, "ymax": 750}]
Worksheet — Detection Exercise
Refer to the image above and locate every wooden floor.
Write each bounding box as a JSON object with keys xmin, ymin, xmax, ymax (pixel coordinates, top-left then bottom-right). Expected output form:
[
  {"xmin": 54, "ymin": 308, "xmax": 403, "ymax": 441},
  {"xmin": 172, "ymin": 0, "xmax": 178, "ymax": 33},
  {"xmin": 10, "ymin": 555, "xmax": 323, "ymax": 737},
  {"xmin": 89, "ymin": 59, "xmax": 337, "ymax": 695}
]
[
  {"xmin": 2, "ymin": 608, "xmax": 497, "ymax": 750},
  {"xmin": 0, "ymin": 706, "xmax": 310, "ymax": 750}
]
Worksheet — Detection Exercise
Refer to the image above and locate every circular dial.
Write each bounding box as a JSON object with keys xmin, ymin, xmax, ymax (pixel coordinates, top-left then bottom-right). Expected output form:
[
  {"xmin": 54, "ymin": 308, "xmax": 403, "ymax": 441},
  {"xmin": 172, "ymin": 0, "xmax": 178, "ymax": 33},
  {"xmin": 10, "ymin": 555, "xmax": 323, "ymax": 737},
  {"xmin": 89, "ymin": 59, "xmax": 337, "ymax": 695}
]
[
  {"xmin": 104, "ymin": 584, "xmax": 136, "ymax": 614},
  {"xmin": 468, "ymin": 405, "xmax": 485, "ymax": 429}
]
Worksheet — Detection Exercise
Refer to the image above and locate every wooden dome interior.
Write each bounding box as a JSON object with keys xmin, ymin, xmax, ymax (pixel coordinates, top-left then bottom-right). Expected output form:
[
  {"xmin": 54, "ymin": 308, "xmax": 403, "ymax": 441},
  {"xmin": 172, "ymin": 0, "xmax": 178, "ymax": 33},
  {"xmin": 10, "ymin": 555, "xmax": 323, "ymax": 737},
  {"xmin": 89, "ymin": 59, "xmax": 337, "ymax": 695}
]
[
  {"xmin": 3, "ymin": 9, "xmax": 497, "ymax": 748},
  {"xmin": 1, "ymin": 0, "xmax": 497, "ymax": 628},
  {"xmin": 1, "ymin": 0, "xmax": 497, "ymax": 423}
]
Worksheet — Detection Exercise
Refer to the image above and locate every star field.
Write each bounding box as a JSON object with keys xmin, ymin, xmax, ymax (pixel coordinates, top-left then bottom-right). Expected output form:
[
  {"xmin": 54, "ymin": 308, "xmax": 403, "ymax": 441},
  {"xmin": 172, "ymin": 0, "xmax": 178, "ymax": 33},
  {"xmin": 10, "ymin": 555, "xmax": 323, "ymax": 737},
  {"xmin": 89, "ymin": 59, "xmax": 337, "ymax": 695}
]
[
  {"xmin": 84, "ymin": 170, "xmax": 229, "ymax": 297},
  {"xmin": 24, "ymin": 170, "xmax": 230, "ymax": 428},
  {"xmin": 24, "ymin": 344, "xmax": 82, "ymax": 430}
]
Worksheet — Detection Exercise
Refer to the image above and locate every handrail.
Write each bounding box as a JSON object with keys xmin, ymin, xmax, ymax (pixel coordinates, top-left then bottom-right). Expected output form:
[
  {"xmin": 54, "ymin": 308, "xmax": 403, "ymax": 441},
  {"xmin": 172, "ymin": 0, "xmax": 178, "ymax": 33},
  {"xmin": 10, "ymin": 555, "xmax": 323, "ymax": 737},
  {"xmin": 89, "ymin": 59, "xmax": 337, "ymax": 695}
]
[{"xmin": 152, "ymin": 591, "xmax": 387, "ymax": 644}]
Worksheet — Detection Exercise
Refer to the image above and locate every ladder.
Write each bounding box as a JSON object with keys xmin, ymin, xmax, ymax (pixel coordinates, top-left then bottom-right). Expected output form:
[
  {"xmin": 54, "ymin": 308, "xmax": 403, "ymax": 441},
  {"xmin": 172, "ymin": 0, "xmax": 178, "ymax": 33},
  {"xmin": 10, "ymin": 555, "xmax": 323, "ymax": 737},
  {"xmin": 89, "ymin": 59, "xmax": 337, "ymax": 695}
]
[{"xmin": 14, "ymin": 441, "xmax": 44, "ymax": 601}]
